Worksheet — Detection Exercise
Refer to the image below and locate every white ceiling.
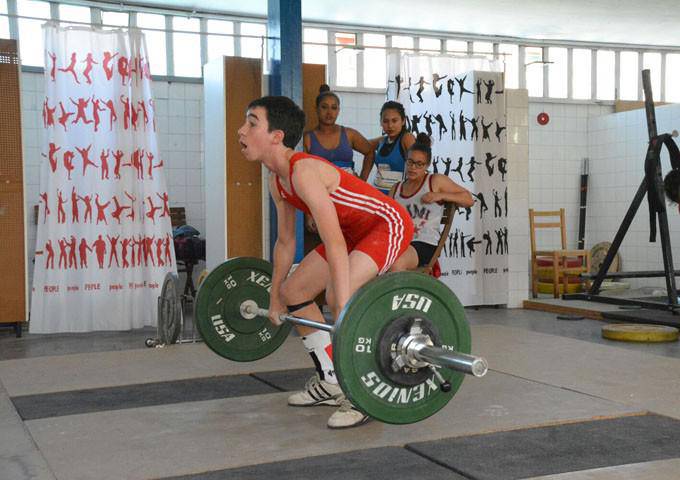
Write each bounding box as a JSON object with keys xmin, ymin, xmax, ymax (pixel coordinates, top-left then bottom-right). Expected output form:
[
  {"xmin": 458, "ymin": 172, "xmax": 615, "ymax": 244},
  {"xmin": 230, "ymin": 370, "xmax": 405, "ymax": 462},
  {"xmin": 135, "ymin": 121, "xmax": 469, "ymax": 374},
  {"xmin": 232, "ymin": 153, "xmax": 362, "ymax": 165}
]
[{"xmin": 103, "ymin": 0, "xmax": 680, "ymax": 47}]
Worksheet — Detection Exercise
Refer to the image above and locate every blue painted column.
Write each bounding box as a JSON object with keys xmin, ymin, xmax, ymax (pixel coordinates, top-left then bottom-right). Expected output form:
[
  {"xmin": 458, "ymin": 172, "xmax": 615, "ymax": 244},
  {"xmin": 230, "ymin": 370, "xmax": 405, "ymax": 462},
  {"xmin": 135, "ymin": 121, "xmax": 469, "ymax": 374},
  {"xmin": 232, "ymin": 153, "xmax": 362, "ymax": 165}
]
[{"xmin": 267, "ymin": 0, "xmax": 305, "ymax": 261}]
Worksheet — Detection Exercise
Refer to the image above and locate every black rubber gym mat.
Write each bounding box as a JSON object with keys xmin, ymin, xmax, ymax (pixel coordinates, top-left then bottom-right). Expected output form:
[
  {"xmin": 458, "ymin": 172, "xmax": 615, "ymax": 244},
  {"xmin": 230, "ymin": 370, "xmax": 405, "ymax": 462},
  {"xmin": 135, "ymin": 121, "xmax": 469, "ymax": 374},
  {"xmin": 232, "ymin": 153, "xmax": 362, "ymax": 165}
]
[
  {"xmin": 251, "ymin": 367, "xmax": 316, "ymax": 391},
  {"xmin": 12, "ymin": 374, "xmax": 279, "ymax": 420},
  {"xmin": 163, "ymin": 446, "xmax": 466, "ymax": 480},
  {"xmin": 406, "ymin": 413, "xmax": 680, "ymax": 480},
  {"xmin": 601, "ymin": 308, "xmax": 680, "ymax": 328}
]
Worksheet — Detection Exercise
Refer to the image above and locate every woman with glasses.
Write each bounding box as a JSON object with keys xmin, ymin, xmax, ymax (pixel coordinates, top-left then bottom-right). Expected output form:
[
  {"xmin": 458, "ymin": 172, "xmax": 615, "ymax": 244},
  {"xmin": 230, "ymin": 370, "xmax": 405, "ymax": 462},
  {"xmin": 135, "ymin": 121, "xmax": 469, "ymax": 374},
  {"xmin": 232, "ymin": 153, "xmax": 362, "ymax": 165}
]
[
  {"xmin": 360, "ymin": 101, "xmax": 415, "ymax": 194},
  {"xmin": 388, "ymin": 133, "xmax": 474, "ymax": 272}
]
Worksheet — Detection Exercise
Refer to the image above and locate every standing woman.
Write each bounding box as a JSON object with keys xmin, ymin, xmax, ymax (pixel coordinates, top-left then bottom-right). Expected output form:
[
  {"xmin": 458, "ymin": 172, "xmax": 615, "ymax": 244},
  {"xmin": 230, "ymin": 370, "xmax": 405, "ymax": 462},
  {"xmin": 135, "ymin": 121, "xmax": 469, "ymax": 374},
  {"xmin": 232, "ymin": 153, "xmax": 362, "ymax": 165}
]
[
  {"xmin": 360, "ymin": 101, "xmax": 416, "ymax": 194},
  {"xmin": 303, "ymin": 85, "xmax": 374, "ymax": 174},
  {"xmin": 389, "ymin": 133, "xmax": 474, "ymax": 271}
]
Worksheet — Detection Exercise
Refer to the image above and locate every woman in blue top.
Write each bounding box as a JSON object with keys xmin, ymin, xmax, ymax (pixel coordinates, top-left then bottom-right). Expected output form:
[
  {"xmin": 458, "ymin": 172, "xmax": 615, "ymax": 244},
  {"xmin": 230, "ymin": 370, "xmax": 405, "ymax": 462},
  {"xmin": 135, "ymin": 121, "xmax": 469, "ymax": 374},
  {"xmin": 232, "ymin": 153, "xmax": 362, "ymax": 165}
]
[
  {"xmin": 303, "ymin": 85, "xmax": 374, "ymax": 174},
  {"xmin": 360, "ymin": 101, "xmax": 416, "ymax": 194}
]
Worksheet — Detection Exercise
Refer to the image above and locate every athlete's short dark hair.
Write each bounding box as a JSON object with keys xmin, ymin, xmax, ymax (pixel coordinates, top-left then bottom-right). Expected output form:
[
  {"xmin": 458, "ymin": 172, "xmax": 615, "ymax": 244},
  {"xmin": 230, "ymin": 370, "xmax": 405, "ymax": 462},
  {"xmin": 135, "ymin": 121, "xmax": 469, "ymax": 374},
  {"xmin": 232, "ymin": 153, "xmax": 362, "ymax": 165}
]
[{"xmin": 248, "ymin": 96, "xmax": 305, "ymax": 148}]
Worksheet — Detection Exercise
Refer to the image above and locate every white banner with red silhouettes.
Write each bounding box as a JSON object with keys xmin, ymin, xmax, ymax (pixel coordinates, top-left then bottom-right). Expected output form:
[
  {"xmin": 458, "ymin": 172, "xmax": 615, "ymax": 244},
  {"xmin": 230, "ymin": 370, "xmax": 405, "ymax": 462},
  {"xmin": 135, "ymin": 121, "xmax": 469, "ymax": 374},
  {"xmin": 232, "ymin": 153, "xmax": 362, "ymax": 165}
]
[
  {"xmin": 30, "ymin": 23, "xmax": 175, "ymax": 333},
  {"xmin": 388, "ymin": 53, "xmax": 507, "ymax": 306}
]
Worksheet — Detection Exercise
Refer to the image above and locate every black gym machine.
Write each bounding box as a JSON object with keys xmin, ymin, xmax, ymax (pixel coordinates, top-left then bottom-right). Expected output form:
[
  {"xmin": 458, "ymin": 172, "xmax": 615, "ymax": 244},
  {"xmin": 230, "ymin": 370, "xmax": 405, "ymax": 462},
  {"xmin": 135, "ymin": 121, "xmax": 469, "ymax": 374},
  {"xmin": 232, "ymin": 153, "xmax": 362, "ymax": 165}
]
[{"xmin": 564, "ymin": 69, "xmax": 680, "ymax": 314}]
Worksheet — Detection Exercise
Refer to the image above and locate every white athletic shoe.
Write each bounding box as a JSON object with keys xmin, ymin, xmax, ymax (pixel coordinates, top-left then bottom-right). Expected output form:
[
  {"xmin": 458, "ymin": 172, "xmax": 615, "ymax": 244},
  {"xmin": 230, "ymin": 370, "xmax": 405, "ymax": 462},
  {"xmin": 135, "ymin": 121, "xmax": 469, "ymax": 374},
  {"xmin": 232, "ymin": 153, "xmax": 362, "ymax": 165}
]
[
  {"xmin": 287, "ymin": 374, "xmax": 343, "ymax": 407},
  {"xmin": 327, "ymin": 397, "xmax": 370, "ymax": 429}
]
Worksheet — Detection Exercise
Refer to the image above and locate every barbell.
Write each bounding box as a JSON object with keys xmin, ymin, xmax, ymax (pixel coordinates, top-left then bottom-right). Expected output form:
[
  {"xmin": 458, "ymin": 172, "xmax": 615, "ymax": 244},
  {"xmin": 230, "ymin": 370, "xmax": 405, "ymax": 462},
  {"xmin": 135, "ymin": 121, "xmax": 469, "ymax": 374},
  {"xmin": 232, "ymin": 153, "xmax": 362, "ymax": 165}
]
[{"xmin": 194, "ymin": 257, "xmax": 488, "ymax": 425}]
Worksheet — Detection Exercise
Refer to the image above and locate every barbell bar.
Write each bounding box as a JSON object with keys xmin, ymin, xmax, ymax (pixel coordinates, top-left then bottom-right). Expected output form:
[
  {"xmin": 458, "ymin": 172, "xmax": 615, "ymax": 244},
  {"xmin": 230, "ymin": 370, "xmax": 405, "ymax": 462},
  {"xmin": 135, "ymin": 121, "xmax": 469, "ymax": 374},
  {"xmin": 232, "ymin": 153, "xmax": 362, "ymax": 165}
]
[{"xmin": 240, "ymin": 300, "xmax": 487, "ymax": 378}]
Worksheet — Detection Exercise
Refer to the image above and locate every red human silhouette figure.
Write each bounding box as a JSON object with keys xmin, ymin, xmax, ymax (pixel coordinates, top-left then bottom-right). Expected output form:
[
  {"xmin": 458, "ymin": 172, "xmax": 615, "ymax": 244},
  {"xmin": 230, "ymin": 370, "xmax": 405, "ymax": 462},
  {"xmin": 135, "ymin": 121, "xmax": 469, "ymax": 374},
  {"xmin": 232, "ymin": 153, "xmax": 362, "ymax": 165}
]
[
  {"xmin": 102, "ymin": 51, "xmax": 118, "ymax": 80},
  {"xmin": 113, "ymin": 150, "xmax": 125, "ymax": 179},
  {"xmin": 130, "ymin": 236, "xmax": 138, "ymax": 267},
  {"xmin": 130, "ymin": 56, "xmax": 139, "ymax": 85},
  {"xmin": 152, "ymin": 156, "xmax": 164, "ymax": 173},
  {"xmin": 110, "ymin": 195, "xmax": 130, "ymax": 224},
  {"xmin": 82, "ymin": 53, "xmax": 98, "ymax": 84},
  {"xmin": 57, "ymin": 101, "xmax": 74, "ymax": 131},
  {"xmin": 93, "ymin": 235, "xmax": 107, "ymax": 269},
  {"xmin": 43, "ymin": 99, "xmax": 56, "ymax": 128},
  {"xmin": 39, "ymin": 192, "xmax": 50, "ymax": 223},
  {"xmin": 70, "ymin": 97, "xmax": 92, "ymax": 125},
  {"xmin": 58, "ymin": 52, "xmax": 80, "ymax": 84},
  {"xmin": 68, "ymin": 235, "xmax": 78, "ymax": 270},
  {"xmin": 70, "ymin": 187, "xmax": 79, "ymax": 223},
  {"xmin": 95, "ymin": 194, "xmax": 110, "ymax": 225},
  {"xmin": 46, "ymin": 142, "xmax": 60, "ymax": 172},
  {"xmin": 120, "ymin": 95, "xmax": 130, "ymax": 130},
  {"xmin": 45, "ymin": 239, "xmax": 55, "ymax": 269},
  {"xmin": 117, "ymin": 55, "xmax": 130, "ymax": 85},
  {"xmin": 79, "ymin": 194, "xmax": 92, "ymax": 223},
  {"xmin": 56, "ymin": 189, "xmax": 67, "ymax": 224},
  {"xmin": 138, "ymin": 100, "xmax": 148, "ymax": 129},
  {"xmin": 91, "ymin": 97, "xmax": 106, "ymax": 132},
  {"xmin": 107, "ymin": 235, "xmax": 120, "ymax": 268},
  {"xmin": 125, "ymin": 191, "xmax": 137, "ymax": 222},
  {"xmin": 156, "ymin": 192, "xmax": 170, "ymax": 217},
  {"xmin": 77, "ymin": 145, "xmax": 97, "ymax": 176},
  {"xmin": 130, "ymin": 103, "xmax": 139, "ymax": 130},
  {"xmin": 131, "ymin": 149, "xmax": 144, "ymax": 179},
  {"xmin": 102, "ymin": 98, "xmax": 117, "ymax": 131},
  {"xmin": 155, "ymin": 238, "xmax": 165, "ymax": 267},
  {"xmin": 164, "ymin": 234, "xmax": 173, "ymax": 266},
  {"xmin": 78, "ymin": 238, "xmax": 92, "ymax": 268},
  {"xmin": 63, "ymin": 150, "xmax": 75, "ymax": 180},
  {"xmin": 58, "ymin": 238, "xmax": 68, "ymax": 269},
  {"xmin": 100, "ymin": 149, "xmax": 110, "ymax": 180},
  {"xmin": 136, "ymin": 234, "xmax": 144, "ymax": 266},
  {"xmin": 146, "ymin": 151, "xmax": 155, "ymax": 179},
  {"xmin": 46, "ymin": 51, "xmax": 57, "ymax": 81},
  {"xmin": 145, "ymin": 196, "xmax": 162, "ymax": 225},
  {"xmin": 121, "ymin": 238, "xmax": 131, "ymax": 268},
  {"xmin": 141, "ymin": 57, "xmax": 151, "ymax": 79},
  {"xmin": 144, "ymin": 236, "xmax": 156, "ymax": 266}
]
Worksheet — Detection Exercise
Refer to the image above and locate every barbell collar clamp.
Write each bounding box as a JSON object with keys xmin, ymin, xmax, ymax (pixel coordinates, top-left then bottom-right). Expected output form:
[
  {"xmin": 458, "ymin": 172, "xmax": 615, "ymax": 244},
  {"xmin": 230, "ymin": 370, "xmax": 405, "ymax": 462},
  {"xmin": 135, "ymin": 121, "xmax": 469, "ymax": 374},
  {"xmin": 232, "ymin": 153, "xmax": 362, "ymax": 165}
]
[
  {"xmin": 241, "ymin": 301, "xmax": 334, "ymax": 332},
  {"xmin": 414, "ymin": 343, "xmax": 488, "ymax": 378}
]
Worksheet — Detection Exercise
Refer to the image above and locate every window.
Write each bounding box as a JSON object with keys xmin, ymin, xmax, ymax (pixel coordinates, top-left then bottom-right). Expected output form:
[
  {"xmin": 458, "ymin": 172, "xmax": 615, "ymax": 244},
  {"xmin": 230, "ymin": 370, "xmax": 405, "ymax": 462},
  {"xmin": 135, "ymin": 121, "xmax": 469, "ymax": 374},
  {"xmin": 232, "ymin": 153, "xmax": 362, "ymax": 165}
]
[
  {"xmin": 335, "ymin": 32, "xmax": 357, "ymax": 87},
  {"xmin": 240, "ymin": 22, "xmax": 266, "ymax": 59},
  {"xmin": 207, "ymin": 19, "xmax": 234, "ymax": 61},
  {"xmin": 363, "ymin": 33, "xmax": 386, "ymax": 89},
  {"xmin": 619, "ymin": 51, "xmax": 638, "ymax": 100},
  {"xmin": 173, "ymin": 16, "xmax": 201, "ymax": 77},
  {"xmin": 643, "ymin": 52, "xmax": 661, "ymax": 100},
  {"xmin": 596, "ymin": 50, "xmax": 615, "ymax": 100},
  {"xmin": 59, "ymin": 4, "xmax": 90, "ymax": 28},
  {"xmin": 572, "ymin": 49, "xmax": 592, "ymax": 100},
  {"xmin": 419, "ymin": 37, "xmax": 440, "ymax": 52},
  {"xmin": 525, "ymin": 47, "xmax": 544, "ymax": 97},
  {"xmin": 665, "ymin": 54, "xmax": 680, "ymax": 102},
  {"xmin": 101, "ymin": 11, "xmax": 129, "ymax": 29},
  {"xmin": 137, "ymin": 13, "xmax": 167, "ymax": 75},
  {"xmin": 391, "ymin": 35, "xmax": 413, "ymax": 53},
  {"xmin": 473, "ymin": 41, "xmax": 493, "ymax": 60},
  {"xmin": 446, "ymin": 39, "xmax": 468, "ymax": 55},
  {"xmin": 17, "ymin": 0, "xmax": 50, "ymax": 67},
  {"xmin": 0, "ymin": 0, "xmax": 9, "ymax": 40},
  {"xmin": 548, "ymin": 47, "xmax": 567, "ymax": 98},
  {"xmin": 499, "ymin": 43, "xmax": 518, "ymax": 89},
  {"xmin": 303, "ymin": 28, "xmax": 327, "ymax": 65}
]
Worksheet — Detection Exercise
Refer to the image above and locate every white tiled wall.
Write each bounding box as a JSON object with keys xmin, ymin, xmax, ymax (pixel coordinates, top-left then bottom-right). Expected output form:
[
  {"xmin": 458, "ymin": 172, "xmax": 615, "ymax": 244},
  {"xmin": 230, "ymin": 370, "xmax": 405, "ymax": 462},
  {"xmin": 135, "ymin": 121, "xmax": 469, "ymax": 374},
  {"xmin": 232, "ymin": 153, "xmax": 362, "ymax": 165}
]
[
  {"xmin": 20, "ymin": 72, "xmax": 205, "ymax": 290},
  {"xmin": 587, "ymin": 103, "xmax": 680, "ymax": 288}
]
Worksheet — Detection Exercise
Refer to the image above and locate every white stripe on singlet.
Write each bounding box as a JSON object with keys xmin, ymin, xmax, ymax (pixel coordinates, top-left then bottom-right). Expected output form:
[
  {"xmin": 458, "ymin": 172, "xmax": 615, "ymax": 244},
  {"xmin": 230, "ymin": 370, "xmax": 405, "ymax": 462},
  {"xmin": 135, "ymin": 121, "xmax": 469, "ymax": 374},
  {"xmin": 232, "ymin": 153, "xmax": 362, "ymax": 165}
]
[{"xmin": 330, "ymin": 187, "xmax": 404, "ymax": 274}]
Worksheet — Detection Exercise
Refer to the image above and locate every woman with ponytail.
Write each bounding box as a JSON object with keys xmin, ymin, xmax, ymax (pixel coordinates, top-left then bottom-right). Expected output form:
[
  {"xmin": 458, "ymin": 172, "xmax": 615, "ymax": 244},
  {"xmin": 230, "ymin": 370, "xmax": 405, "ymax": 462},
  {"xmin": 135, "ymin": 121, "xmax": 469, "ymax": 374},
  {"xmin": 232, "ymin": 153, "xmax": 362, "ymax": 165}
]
[
  {"xmin": 361, "ymin": 101, "xmax": 415, "ymax": 194},
  {"xmin": 303, "ymin": 84, "xmax": 374, "ymax": 174},
  {"xmin": 388, "ymin": 133, "xmax": 474, "ymax": 271}
]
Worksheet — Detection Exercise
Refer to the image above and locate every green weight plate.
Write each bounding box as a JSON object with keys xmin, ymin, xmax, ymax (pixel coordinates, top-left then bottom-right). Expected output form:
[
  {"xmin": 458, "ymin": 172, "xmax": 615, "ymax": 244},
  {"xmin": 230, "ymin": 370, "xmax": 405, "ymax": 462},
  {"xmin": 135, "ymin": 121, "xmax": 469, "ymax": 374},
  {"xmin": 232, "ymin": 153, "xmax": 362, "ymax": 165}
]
[
  {"xmin": 158, "ymin": 272, "xmax": 182, "ymax": 345},
  {"xmin": 194, "ymin": 257, "xmax": 292, "ymax": 361},
  {"xmin": 334, "ymin": 272, "xmax": 470, "ymax": 425}
]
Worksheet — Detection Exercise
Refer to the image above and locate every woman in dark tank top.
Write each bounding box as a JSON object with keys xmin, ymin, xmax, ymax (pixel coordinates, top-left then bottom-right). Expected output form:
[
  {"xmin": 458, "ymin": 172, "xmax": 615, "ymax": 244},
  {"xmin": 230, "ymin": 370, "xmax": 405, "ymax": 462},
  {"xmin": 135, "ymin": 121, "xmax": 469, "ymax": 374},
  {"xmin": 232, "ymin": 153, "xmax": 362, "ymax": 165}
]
[{"xmin": 303, "ymin": 84, "xmax": 374, "ymax": 174}]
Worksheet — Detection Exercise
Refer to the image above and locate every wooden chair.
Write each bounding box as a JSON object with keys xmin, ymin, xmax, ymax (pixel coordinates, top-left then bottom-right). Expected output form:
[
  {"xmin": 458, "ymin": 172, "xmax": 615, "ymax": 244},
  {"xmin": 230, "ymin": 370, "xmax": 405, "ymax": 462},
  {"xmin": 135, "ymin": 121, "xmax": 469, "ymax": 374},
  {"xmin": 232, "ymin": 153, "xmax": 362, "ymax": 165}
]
[
  {"xmin": 529, "ymin": 208, "xmax": 590, "ymax": 298},
  {"xmin": 418, "ymin": 202, "xmax": 455, "ymax": 276}
]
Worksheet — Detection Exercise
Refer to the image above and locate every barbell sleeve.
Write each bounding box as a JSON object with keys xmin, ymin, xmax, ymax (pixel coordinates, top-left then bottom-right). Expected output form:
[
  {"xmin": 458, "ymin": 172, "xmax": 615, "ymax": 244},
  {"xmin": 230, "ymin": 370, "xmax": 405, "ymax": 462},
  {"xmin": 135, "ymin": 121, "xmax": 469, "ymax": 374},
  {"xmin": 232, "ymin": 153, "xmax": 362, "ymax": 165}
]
[{"xmin": 414, "ymin": 344, "xmax": 489, "ymax": 378}]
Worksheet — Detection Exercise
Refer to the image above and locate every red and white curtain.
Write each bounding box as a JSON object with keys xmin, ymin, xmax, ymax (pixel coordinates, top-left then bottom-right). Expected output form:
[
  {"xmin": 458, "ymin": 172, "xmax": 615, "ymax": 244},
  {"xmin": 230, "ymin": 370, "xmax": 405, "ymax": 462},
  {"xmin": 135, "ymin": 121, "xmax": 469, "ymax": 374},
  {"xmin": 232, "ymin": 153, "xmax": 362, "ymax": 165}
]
[{"xmin": 30, "ymin": 23, "xmax": 175, "ymax": 333}]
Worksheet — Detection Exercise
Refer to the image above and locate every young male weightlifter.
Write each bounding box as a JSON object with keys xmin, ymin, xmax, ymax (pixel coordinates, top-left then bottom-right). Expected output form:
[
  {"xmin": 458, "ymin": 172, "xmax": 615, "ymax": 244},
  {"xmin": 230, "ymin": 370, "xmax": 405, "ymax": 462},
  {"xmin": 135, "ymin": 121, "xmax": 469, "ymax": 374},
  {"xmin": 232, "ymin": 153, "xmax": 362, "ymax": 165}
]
[{"xmin": 237, "ymin": 96, "xmax": 414, "ymax": 428}]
